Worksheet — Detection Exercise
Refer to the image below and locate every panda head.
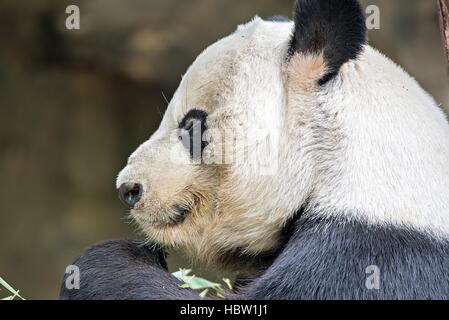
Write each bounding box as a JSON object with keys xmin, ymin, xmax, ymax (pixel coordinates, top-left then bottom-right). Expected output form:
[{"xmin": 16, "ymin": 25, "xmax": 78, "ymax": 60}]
[{"xmin": 117, "ymin": 0, "xmax": 449, "ymax": 273}]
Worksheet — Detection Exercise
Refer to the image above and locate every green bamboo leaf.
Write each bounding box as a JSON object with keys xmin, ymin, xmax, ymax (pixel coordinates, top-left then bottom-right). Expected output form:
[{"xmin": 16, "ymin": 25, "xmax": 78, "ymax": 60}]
[
  {"xmin": 187, "ymin": 277, "xmax": 220, "ymax": 290},
  {"xmin": 1, "ymin": 296, "xmax": 14, "ymax": 301},
  {"xmin": 172, "ymin": 269, "xmax": 192, "ymax": 283},
  {"xmin": 172, "ymin": 268, "xmax": 231, "ymax": 298},
  {"xmin": 0, "ymin": 277, "xmax": 16, "ymax": 295},
  {"xmin": 0, "ymin": 277, "xmax": 24, "ymax": 300}
]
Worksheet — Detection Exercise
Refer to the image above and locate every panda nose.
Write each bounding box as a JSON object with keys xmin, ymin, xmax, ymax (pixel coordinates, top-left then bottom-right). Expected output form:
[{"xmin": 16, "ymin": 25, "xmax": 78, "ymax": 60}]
[{"xmin": 118, "ymin": 183, "xmax": 143, "ymax": 208}]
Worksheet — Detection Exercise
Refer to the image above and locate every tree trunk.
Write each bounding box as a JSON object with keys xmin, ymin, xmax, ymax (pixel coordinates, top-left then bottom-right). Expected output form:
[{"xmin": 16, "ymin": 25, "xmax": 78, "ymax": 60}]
[{"xmin": 438, "ymin": 0, "xmax": 449, "ymax": 74}]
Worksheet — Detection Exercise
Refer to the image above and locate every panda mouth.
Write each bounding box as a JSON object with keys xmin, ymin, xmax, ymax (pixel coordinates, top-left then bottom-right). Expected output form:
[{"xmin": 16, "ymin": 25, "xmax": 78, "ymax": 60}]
[
  {"xmin": 165, "ymin": 193, "xmax": 204, "ymax": 228},
  {"xmin": 133, "ymin": 192, "xmax": 203, "ymax": 230},
  {"xmin": 170, "ymin": 204, "xmax": 191, "ymax": 225},
  {"xmin": 146, "ymin": 204, "xmax": 192, "ymax": 229}
]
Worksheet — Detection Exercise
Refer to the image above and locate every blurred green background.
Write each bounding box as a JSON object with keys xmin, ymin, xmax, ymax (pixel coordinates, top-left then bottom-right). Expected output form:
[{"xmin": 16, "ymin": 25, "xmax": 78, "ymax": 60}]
[{"xmin": 0, "ymin": 0, "xmax": 448, "ymax": 299}]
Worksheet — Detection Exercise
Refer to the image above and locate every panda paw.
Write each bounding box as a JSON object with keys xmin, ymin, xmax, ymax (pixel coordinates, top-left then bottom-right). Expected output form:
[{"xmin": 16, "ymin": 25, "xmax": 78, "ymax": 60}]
[{"xmin": 59, "ymin": 239, "xmax": 173, "ymax": 300}]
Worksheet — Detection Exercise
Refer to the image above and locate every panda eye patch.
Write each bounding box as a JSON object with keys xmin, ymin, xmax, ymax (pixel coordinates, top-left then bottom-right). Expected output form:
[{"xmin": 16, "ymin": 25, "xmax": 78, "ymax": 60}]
[
  {"xmin": 178, "ymin": 109, "xmax": 208, "ymax": 159},
  {"xmin": 179, "ymin": 109, "xmax": 208, "ymax": 129}
]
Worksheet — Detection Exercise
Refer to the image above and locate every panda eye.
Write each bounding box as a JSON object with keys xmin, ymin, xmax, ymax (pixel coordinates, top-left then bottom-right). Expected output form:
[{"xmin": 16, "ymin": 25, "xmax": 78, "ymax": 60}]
[{"xmin": 178, "ymin": 109, "xmax": 208, "ymax": 159}]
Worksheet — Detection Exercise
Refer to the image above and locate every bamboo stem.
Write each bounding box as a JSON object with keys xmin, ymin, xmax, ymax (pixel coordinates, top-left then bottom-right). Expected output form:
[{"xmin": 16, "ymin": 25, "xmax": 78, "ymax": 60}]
[{"xmin": 438, "ymin": 0, "xmax": 449, "ymax": 73}]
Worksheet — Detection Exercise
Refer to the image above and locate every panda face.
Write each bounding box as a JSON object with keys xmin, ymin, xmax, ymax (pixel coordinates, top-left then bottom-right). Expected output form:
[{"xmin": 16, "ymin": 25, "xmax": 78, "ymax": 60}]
[
  {"xmin": 116, "ymin": 0, "xmax": 449, "ymax": 272},
  {"xmin": 116, "ymin": 18, "xmax": 312, "ymax": 271}
]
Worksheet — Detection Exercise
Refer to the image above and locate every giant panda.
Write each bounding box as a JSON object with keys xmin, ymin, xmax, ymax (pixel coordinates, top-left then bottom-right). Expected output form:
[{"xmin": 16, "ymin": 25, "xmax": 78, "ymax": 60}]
[{"xmin": 60, "ymin": 0, "xmax": 449, "ymax": 300}]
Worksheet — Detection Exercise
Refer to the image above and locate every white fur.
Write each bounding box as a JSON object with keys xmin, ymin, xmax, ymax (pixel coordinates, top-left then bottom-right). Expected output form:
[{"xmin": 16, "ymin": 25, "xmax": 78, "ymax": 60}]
[
  {"xmin": 312, "ymin": 46, "xmax": 449, "ymax": 237},
  {"xmin": 117, "ymin": 17, "xmax": 449, "ymax": 266}
]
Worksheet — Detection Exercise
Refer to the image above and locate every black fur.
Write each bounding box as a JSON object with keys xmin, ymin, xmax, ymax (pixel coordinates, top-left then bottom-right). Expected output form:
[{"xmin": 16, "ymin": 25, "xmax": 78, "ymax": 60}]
[
  {"xmin": 59, "ymin": 214, "xmax": 449, "ymax": 300},
  {"xmin": 178, "ymin": 109, "xmax": 208, "ymax": 161},
  {"xmin": 58, "ymin": 0, "xmax": 448, "ymax": 300},
  {"xmin": 289, "ymin": 0, "xmax": 367, "ymax": 85},
  {"xmin": 59, "ymin": 240, "xmax": 198, "ymax": 300},
  {"xmin": 242, "ymin": 216, "xmax": 449, "ymax": 299}
]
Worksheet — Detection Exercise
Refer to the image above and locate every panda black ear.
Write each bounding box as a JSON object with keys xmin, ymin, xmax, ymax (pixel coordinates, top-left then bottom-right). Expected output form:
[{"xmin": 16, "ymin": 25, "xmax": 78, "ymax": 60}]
[{"xmin": 288, "ymin": 0, "xmax": 367, "ymax": 85}]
